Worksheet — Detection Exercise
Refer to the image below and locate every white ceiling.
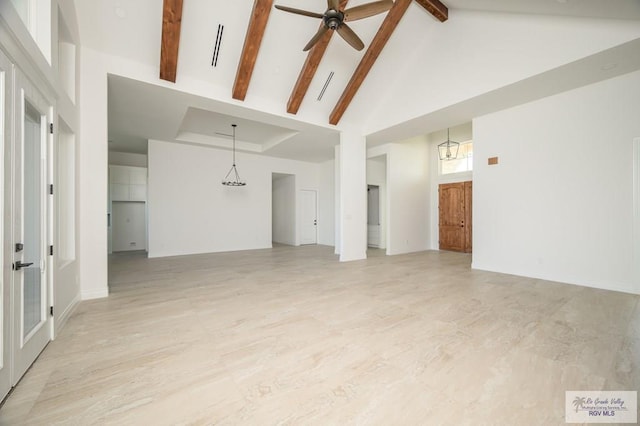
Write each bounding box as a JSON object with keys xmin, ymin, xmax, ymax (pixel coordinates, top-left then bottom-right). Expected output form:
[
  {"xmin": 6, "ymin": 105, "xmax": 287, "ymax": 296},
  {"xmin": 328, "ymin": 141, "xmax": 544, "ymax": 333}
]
[
  {"xmin": 78, "ymin": 0, "xmax": 640, "ymax": 162},
  {"xmin": 107, "ymin": 74, "xmax": 341, "ymax": 162},
  {"xmin": 446, "ymin": 0, "xmax": 640, "ymax": 20}
]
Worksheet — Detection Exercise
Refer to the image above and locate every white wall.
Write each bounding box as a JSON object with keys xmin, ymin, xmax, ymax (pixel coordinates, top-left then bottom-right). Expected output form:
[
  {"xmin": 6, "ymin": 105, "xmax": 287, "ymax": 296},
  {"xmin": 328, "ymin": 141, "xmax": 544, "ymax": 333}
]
[
  {"xmin": 317, "ymin": 159, "xmax": 335, "ymax": 247},
  {"xmin": 109, "ymin": 151, "xmax": 147, "ymax": 167},
  {"xmin": 339, "ymin": 131, "xmax": 367, "ymax": 262},
  {"xmin": 386, "ymin": 137, "xmax": 431, "ymax": 255},
  {"xmin": 334, "ymin": 146, "xmax": 341, "ymax": 254},
  {"xmin": 148, "ymin": 140, "xmax": 322, "ymax": 257},
  {"xmin": 272, "ymin": 174, "xmax": 295, "ymax": 245},
  {"xmin": 473, "ymin": 70, "xmax": 640, "ymax": 295},
  {"xmin": 78, "ymin": 46, "xmax": 108, "ymax": 299}
]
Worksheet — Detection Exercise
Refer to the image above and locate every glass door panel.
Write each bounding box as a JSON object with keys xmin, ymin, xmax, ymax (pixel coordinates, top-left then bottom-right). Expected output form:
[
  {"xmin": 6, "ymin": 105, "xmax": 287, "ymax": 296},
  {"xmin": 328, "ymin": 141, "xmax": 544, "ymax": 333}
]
[{"xmin": 22, "ymin": 104, "xmax": 43, "ymax": 339}]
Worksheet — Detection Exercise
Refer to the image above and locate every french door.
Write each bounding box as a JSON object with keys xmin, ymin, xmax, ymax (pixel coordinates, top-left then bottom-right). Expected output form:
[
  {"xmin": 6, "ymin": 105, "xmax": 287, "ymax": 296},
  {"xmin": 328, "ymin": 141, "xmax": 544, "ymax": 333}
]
[
  {"xmin": 0, "ymin": 61, "xmax": 52, "ymax": 403},
  {"xmin": 11, "ymin": 68, "xmax": 51, "ymax": 385}
]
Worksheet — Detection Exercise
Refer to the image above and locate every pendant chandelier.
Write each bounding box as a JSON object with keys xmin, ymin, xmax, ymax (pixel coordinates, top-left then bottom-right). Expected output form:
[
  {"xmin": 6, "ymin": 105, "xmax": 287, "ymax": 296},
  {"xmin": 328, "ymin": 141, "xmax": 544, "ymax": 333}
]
[
  {"xmin": 221, "ymin": 124, "xmax": 246, "ymax": 186},
  {"xmin": 438, "ymin": 128, "xmax": 460, "ymax": 161}
]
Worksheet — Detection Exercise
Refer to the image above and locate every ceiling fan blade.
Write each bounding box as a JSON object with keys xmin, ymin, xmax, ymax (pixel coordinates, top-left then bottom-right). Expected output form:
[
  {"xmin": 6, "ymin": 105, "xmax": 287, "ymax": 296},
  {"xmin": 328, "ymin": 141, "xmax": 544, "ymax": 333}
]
[
  {"xmin": 274, "ymin": 5, "xmax": 324, "ymax": 18},
  {"xmin": 336, "ymin": 23, "xmax": 365, "ymax": 51},
  {"xmin": 303, "ymin": 25, "xmax": 330, "ymax": 51},
  {"xmin": 344, "ymin": 0, "xmax": 393, "ymax": 21},
  {"xmin": 328, "ymin": 0, "xmax": 340, "ymax": 11}
]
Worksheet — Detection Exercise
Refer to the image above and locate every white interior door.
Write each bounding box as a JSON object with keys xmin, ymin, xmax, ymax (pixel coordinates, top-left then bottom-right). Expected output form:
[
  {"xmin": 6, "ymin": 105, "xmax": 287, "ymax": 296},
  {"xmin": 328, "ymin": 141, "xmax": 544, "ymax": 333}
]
[
  {"xmin": 11, "ymin": 69, "xmax": 51, "ymax": 384},
  {"xmin": 0, "ymin": 43, "xmax": 12, "ymax": 402},
  {"xmin": 300, "ymin": 190, "xmax": 317, "ymax": 245},
  {"xmin": 111, "ymin": 201, "xmax": 147, "ymax": 252}
]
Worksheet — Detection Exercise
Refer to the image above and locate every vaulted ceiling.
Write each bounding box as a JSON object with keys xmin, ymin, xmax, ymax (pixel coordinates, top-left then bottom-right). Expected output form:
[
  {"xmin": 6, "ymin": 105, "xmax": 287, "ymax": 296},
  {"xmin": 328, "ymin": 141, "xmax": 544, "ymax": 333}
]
[{"xmin": 76, "ymin": 0, "xmax": 640, "ymax": 161}]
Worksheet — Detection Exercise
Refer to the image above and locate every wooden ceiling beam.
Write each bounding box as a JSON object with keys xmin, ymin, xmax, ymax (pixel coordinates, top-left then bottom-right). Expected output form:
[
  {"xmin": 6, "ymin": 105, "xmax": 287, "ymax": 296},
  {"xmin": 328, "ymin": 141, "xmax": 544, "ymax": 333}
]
[
  {"xmin": 414, "ymin": 0, "xmax": 448, "ymax": 22},
  {"xmin": 233, "ymin": 0, "xmax": 274, "ymax": 101},
  {"xmin": 287, "ymin": 0, "xmax": 349, "ymax": 115},
  {"xmin": 159, "ymin": 0, "xmax": 184, "ymax": 82},
  {"xmin": 329, "ymin": 0, "xmax": 412, "ymax": 125}
]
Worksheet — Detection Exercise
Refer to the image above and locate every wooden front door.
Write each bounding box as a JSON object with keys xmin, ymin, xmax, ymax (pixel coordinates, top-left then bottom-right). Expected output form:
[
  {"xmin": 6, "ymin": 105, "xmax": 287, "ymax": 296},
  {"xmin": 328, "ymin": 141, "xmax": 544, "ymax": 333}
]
[{"xmin": 439, "ymin": 181, "xmax": 472, "ymax": 253}]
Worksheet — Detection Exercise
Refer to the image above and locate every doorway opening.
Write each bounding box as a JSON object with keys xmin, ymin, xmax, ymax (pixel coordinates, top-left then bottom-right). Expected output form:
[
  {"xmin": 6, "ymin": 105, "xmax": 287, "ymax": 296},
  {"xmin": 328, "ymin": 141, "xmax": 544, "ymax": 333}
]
[
  {"xmin": 367, "ymin": 155, "xmax": 387, "ymax": 253},
  {"xmin": 108, "ymin": 165, "xmax": 148, "ymax": 255},
  {"xmin": 272, "ymin": 173, "xmax": 296, "ymax": 246},
  {"xmin": 367, "ymin": 185, "xmax": 380, "ymax": 247}
]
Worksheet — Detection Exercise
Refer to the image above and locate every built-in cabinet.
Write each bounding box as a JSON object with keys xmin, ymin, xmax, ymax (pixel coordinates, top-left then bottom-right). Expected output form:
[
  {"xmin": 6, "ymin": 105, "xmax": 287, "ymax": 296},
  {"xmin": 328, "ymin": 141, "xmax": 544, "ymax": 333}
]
[
  {"xmin": 109, "ymin": 165, "xmax": 148, "ymax": 252},
  {"xmin": 109, "ymin": 165, "xmax": 147, "ymax": 201}
]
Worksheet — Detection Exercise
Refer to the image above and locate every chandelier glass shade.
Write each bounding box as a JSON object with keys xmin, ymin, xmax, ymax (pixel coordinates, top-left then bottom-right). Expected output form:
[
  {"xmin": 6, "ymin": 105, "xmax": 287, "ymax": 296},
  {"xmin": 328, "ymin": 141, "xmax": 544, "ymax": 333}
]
[{"xmin": 438, "ymin": 128, "xmax": 460, "ymax": 161}]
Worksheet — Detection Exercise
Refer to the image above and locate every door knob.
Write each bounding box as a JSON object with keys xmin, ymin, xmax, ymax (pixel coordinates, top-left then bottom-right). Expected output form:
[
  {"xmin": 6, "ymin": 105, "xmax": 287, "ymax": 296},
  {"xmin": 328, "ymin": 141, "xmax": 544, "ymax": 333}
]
[{"xmin": 13, "ymin": 261, "xmax": 34, "ymax": 271}]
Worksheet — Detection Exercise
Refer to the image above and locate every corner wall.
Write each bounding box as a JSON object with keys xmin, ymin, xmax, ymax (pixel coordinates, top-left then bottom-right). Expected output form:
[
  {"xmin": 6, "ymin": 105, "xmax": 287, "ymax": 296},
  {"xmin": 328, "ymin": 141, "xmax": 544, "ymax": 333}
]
[
  {"xmin": 473, "ymin": 70, "xmax": 640, "ymax": 294},
  {"xmin": 368, "ymin": 137, "xmax": 431, "ymax": 256}
]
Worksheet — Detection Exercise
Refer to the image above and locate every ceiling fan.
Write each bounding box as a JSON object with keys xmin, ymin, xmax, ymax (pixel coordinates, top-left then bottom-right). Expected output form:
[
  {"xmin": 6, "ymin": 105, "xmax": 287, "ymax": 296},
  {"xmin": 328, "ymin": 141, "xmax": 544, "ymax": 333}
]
[{"xmin": 275, "ymin": 0, "xmax": 394, "ymax": 51}]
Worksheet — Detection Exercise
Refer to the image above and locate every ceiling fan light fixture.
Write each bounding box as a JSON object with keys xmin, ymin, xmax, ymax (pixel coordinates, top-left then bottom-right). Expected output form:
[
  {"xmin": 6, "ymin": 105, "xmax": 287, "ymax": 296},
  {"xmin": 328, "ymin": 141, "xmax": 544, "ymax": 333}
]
[
  {"xmin": 221, "ymin": 124, "xmax": 247, "ymax": 186},
  {"xmin": 438, "ymin": 128, "xmax": 460, "ymax": 161},
  {"xmin": 274, "ymin": 0, "xmax": 393, "ymax": 51}
]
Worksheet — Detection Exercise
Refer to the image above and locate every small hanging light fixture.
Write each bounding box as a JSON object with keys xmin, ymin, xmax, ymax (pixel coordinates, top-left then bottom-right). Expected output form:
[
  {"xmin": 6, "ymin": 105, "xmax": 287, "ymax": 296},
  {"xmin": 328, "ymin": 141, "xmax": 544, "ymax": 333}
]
[
  {"xmin": 222, "ymin": 124, "xmax": 246, "ymax": 186},
  {"xmin": 438, "ymin": 128, "xmax": 460, "ymax": 161}
]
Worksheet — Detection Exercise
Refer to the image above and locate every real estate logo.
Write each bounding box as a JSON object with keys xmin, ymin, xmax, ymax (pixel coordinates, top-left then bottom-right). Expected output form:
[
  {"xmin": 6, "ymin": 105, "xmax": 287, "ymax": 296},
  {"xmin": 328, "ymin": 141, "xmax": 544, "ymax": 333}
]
[{"xmin": 566, "ymin": 391, "xmax": 637, "ymax": 423}]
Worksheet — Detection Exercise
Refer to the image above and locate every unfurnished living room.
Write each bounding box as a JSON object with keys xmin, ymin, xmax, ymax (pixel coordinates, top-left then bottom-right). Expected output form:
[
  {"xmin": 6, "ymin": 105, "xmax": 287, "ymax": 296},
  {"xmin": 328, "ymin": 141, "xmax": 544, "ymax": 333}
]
[{"xmin": 1, "ymin": 0, "xmax": 639, "ymax": 424}]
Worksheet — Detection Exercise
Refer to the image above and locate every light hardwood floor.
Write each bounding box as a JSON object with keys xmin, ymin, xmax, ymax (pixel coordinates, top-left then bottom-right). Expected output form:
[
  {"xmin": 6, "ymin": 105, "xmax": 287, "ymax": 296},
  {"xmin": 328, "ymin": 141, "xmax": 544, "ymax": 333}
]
[{"xmin": 1, "ymin": 245, "xmax": 638, "ymax": 425}]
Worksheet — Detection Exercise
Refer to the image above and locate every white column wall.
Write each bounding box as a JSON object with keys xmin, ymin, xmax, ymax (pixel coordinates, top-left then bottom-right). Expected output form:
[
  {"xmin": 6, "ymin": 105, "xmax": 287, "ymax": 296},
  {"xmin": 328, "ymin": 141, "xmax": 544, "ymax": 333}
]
[
  {"xmin": 78, "ymin": 46, "xmax": 108, "ymax": 299},
  {"xmin": 386, "ymin": 138, "xmax": 430, "ymax": 255},
  {"xmin": 334, "ymin": 145, "xmax": 341, "ymax": 255},
  {"xmin": 339, "ymin": 131, "xmax": 367, "ymax": 261},
  {"xmin": 318, "ymin": 159, "xmax": 335, "ymax": 247}
]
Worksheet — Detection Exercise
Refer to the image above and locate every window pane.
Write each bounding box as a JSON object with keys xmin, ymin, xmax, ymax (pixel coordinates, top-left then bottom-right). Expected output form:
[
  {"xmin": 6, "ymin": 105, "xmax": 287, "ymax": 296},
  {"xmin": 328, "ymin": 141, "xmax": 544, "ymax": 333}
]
[{"xmin": 440, "ymin": 142, "xmax": 473, "ymax": 175}]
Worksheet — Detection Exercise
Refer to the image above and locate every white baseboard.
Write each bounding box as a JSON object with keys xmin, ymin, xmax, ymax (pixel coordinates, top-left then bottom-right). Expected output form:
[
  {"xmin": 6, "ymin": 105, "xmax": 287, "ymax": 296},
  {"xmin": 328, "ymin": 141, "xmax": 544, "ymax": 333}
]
[
  {"xmin": 54, "ymin": 294, "xmax": 80, "ymax": 337},
  {"xmin": 81, "ymin": 288, "xmax": 109, "ymax": 300}
]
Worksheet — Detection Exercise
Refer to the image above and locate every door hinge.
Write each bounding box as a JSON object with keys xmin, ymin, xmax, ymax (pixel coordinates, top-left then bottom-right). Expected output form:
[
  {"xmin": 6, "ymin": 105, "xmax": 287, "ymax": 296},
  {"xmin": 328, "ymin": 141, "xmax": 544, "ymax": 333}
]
[
  {"xmin": 49, "ymin": 184, "xmax": 53, "ymax": 195},
  {"xmin": 50, "ymin": 306, "xmax": 54, "ymax": 316},
  {"xmin": 49, "ymin": 123, "xmax": 54, "ymax": 134},
  {"xmin": 49, "ymin": 245, "xmax": 54, "ymax": 256}
]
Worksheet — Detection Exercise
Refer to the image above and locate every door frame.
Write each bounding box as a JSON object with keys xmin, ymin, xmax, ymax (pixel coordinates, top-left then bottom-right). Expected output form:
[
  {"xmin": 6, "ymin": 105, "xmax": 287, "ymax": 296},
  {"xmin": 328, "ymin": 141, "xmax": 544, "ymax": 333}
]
[
  {"xmin": 438, "ymin": 180, "xmax": 472, "ymax": 253},
  {"xmin": 9, "ymin": 66, "xmax": 53, "ymax": 387},
  {"xmin": 0, "ymin": 43, "xmax": 13, "ymax": 402}
]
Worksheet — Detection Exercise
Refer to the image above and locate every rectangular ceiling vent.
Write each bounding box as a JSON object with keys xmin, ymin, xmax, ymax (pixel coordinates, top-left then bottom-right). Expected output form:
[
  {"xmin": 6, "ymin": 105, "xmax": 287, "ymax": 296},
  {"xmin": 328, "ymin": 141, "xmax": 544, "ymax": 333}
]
[
  {"xmin": 317, "ymin": 71, "xmax": 334, "ymax": 101},
  {"xmin": 211, "ymin": 24, "xmax": 224, "ymax": 67}
]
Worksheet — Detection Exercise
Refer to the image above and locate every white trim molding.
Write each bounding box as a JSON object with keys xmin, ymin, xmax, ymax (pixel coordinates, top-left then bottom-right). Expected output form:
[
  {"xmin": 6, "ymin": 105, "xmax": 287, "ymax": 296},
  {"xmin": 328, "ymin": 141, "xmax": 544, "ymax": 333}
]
[
  {"xmin": 633, "ymin": 137, "xmax": 640, "ymax": 293},
  {"xmin": 81, "ymin": 289, "xmax": 109, "ymax": 300}
]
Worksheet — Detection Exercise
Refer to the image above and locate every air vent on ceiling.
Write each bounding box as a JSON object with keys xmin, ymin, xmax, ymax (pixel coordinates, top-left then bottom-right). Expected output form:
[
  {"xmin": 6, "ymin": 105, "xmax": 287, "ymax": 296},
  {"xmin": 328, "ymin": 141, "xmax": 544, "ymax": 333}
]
[
  {"xmin": 317, "ymin": 71, "xmax": 334, "ymax": 101},
  {"xmin": 211, "ymin": 24, "xmax": 224, "ymax": 67}
]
